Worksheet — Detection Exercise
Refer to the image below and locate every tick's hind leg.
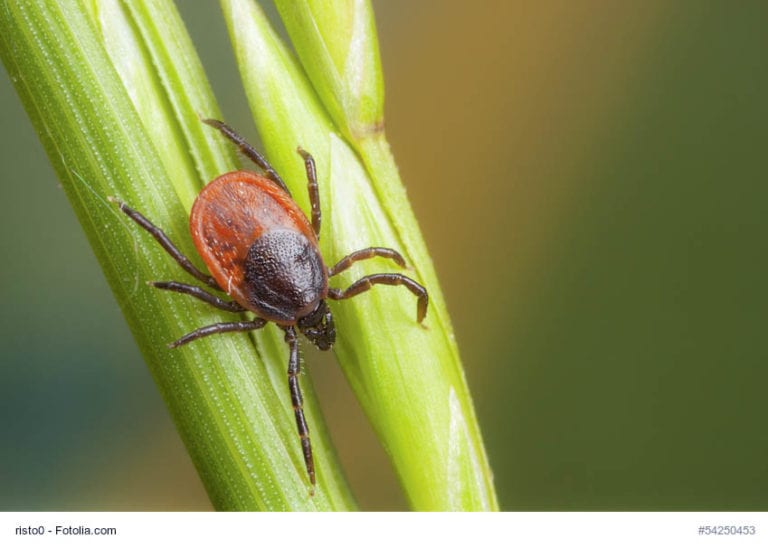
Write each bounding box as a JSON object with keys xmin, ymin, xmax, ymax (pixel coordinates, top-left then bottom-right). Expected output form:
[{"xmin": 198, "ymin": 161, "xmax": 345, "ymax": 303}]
[
  {"xmin": 110, "ymin": 198, "xmax": 219, "ymax": 290},
  {"xmin": 283, "ymin": 326, "xmax": 316, "ymax": 493},
  {"xmin": 328, "ymin": 272, "xmax": 429, "ymax": 323},
  {"xmin": 297, "ymin": 147, "xmax": 321, "ymax": 237},
  {"xmin": 202, "ymin": 119, "xmax": 290, "ymax": 195}
]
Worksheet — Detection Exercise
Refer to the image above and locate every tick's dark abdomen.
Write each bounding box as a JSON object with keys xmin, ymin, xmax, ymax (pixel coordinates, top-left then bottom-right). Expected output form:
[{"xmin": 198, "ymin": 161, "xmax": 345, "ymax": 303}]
[{"xmin": 245, "ymin": 229, "xmax": 326, "ymax": 323}]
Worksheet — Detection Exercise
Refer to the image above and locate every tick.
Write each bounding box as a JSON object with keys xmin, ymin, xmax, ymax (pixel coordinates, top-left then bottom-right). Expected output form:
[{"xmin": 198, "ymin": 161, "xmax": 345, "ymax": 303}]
[{"xmin": 112, "ymin": 119, "xmax": 428, "ymax": 492}]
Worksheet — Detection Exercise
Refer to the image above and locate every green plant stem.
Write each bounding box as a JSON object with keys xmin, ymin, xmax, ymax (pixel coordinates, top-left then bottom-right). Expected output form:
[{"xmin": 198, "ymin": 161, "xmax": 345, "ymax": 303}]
[
  {"xmin": 0, "ymin": 0, "xmax": 355, "ymax": 510},
  {"xmin": 223, "ymin": 0, "xmax": 498, "ymax": 510}
]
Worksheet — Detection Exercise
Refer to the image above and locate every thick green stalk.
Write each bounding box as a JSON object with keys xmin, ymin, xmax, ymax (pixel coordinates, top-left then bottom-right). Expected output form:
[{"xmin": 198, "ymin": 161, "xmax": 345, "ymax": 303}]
[
  {"xmin": 0, "ymin": 0, "xmax": 354, "ymax": 510},
  {"xmin": 223, "ymin": 0, "xmax": 498, "ymax": 510}
]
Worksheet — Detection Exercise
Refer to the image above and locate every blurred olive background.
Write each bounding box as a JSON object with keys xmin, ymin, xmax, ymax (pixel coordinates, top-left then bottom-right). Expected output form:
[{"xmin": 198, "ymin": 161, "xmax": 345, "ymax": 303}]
[{"xmin": 1, "ymin": 1, "xmax": 766, "ymax": 511}]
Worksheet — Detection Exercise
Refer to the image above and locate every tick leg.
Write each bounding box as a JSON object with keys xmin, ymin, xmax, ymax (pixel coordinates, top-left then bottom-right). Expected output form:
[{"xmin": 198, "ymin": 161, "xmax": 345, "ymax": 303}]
[
  {"xmin": 150, "ymin": 281, "xmax": 246, "ymax": 312},
  {"xmin": 168, "ymin": 318, "xmax": 266, "ymax": 349},
  {"xmin": 328, "ymin": 247, "xmax": 406, "ymax": 277},
  {"xmin": 283, "ymin": 326, "xmax": 316, "ymax": 491},
  {"xmin": 111, "ymin": 198, "xmax": 220, "ymax": 290},
  {"xmin": 297, "ymin": 147, "xmax": 321, "ymax": 237},
  {"xmin": 328, "ymin": 273, "xmax": 429, "ymax": 323},
  {"xmin": 202, "ymin": 119, "xmax": 290, "ymax": 195}
]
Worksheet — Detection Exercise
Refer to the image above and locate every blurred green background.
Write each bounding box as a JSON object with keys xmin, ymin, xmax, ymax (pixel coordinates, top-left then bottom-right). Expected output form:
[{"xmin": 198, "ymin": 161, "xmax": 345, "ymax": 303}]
[{"xmin": 1, "ymin": 1, "xmax": 766, "ymax": 510}]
